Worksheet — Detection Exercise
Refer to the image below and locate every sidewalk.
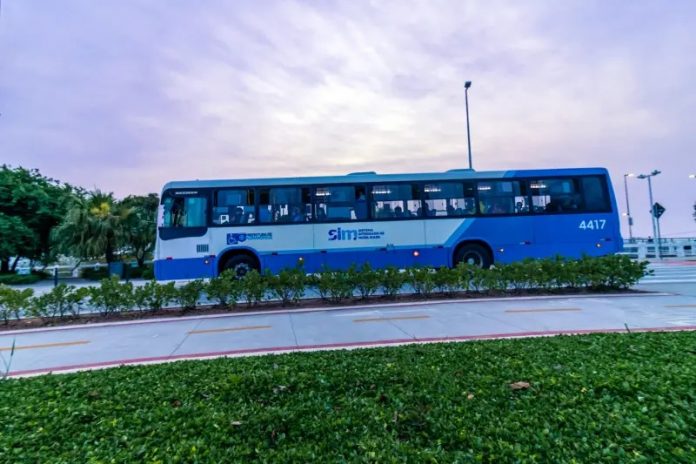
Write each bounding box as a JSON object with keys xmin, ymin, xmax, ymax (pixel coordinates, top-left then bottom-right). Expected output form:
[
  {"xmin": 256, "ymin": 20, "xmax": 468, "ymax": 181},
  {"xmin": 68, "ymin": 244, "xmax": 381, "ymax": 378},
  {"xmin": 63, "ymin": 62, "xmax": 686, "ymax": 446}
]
[{"xmin": 3, "ymin": 291, "xmax": 695, "ymax": 378}]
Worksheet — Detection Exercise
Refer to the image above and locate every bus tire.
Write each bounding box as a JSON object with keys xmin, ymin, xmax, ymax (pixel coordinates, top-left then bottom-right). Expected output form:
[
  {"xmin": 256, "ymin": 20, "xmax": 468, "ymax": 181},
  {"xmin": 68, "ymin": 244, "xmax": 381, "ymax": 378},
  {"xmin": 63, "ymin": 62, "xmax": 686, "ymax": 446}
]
[
  {"xmin": 221, "ymin": 254, "xmax": 259, "ymax": 278},
  {"xmin": 454, "ymin": 243, "xmax": 492, "ymax": 269}
]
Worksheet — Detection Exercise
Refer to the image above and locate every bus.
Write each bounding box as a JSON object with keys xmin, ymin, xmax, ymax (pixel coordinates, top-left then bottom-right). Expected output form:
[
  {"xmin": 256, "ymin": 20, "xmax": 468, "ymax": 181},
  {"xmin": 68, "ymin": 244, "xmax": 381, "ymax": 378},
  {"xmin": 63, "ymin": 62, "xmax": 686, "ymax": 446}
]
[{"xmin": 154, "ymin": 167, "xmax": 623, "ymax": 280}]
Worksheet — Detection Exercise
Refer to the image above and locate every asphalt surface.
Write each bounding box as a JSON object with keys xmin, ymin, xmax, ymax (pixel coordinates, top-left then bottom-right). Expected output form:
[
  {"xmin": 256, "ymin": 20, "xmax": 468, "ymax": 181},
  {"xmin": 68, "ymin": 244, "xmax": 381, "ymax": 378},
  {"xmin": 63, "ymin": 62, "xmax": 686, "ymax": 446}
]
[{"xmin": 2, "ymin": 261, "xmax": 695, "ymax": 378}]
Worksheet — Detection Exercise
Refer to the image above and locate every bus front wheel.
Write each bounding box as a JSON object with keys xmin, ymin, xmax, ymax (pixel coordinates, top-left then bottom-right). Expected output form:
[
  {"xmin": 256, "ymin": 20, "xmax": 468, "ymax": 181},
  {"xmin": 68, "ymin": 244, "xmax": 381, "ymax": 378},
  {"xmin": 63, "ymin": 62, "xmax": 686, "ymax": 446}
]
[
  {"xmin": 221, "ymin": 254, "xmax": 259, "ymax": 278},
  {"xmin": 454, "ymin": 244, "xmax": 492, "ymax": 269}
]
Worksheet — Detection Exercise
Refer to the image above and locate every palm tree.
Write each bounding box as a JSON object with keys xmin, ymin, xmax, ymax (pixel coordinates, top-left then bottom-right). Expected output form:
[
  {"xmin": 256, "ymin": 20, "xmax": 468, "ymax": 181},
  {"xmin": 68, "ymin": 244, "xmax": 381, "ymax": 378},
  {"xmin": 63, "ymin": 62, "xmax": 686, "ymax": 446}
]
[
  {"xmin": 121, "ymin": 194, "xmax": 159, "ymax": 267},
  {"xmin": 53, "ymin": 190, "xmax": 132, "ymax": 264}
]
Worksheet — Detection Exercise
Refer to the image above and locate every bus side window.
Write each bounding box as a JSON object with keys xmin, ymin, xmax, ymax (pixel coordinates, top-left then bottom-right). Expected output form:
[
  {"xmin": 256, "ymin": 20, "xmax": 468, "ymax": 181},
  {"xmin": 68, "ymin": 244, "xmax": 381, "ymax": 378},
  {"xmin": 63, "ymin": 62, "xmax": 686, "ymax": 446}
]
[
  {"xmin": 355, "ymin": 186, "xmax": 367, "ymax": 220},
  {"xmin": 260, "ymin": 187, "xmax": 312, "ymax": 224},
  {"xmin": 478, "ymin": 181, "xmax": 525, "ymax": 215},
  {"xmin": 215, "ymin": 189, "xmax": 255, "ymax": 225},
  {"xmin": 162, "ymin": 195, "xmax": 207, "ymax": 227},
  {"xmin": 581, "ymin": 176, "xmax": 610, "ymax": 211},
  {"xmin": 371, "ymin": 184, "xmax": 420, "ymax": 219},
  {"xmin": 314, "ymin": 186, "xmax": 357, "ymax": 222},
  {"xmin": 530, "ymin": 178, "xmax": 582, "ymax": 213},
  {"xmin": 258, "ymin": 189, "xmax": 272, "ymax": 224},
  {"xmin": 423, "ymin": 182, "xmax": 477, "ymax": 217}
]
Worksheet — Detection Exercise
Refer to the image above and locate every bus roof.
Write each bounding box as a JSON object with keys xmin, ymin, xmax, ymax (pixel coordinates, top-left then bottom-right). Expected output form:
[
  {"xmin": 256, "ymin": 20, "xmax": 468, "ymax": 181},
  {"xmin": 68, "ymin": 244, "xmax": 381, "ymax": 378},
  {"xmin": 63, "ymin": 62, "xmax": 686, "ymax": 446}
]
[{"xmin": 162, "ymin": 167, "xmax": 609, "ymax": 191}]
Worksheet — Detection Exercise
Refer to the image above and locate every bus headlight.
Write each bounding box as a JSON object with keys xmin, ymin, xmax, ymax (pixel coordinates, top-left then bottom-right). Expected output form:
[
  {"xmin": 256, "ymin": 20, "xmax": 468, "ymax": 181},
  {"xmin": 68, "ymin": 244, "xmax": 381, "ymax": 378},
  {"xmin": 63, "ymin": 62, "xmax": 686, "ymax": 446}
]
[{"xmin": 413, "ymin": 250, "xmax": 420, "ymax": 257}]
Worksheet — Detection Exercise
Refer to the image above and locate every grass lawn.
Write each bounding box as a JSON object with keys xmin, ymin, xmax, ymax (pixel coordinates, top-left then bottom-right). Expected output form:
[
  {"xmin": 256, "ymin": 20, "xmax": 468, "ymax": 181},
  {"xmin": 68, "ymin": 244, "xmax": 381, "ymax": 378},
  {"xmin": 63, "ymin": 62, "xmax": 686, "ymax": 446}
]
[{"xmin": 1, "ymin": 331, "xmax": 695, "ymax": 463}]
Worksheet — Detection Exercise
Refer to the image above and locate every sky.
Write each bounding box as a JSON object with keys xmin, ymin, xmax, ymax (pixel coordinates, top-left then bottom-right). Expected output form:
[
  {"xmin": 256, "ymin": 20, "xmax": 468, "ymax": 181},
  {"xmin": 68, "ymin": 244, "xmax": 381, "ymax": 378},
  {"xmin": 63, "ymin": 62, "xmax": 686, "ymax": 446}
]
[{"xmin": 1, "ymin": 0, "xmax": 695, "ymax": 238}]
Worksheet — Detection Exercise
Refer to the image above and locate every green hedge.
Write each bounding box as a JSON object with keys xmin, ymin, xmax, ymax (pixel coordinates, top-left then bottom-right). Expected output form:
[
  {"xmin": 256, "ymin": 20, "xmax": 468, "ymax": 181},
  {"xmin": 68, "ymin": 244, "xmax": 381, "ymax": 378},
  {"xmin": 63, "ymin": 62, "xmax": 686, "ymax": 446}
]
[
  {"xmin": 0, "ymin": 273, "xmax": 43, "ymax": 285},
  {"xmin": 0, "ymin": 255, "xmax": 649, "ymax": 325},
  {"xmin": 0, "ymin": 331, "xmax": 694, "ymax": 462},
  {"xmin": 125, "ymin": 264, "xmax": 153, "ymax": 279},
  {"xmin": 80, "ymin": 266, "xmax": 110, "ymax": 280}
]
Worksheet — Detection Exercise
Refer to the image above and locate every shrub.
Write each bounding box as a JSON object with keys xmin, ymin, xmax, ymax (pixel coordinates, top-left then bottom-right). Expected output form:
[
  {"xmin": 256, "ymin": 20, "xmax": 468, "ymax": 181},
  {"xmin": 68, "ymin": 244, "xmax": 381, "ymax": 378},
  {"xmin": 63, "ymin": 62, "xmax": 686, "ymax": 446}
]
[
  {"xmin": 457, "ymin": 263, "xmax": 485, "ymax": 293},
  {"xmin": 556, "ymin": 259, "xmax": 580, "ymax": 289},
  {"xmin": 133, "ymin": 280, "xmax": 177, "ymax": 312},
  {"xmin": 526, "ymin": 257, "xmax": 563, "ymax": 291},
  {"xmin": 176, "ymin": 280, "xmax": 207, "ymax": 311},
  {"xmin": 315, "ymin": 268, "xmax": 355, "ymax": 303},
  {"xmin": 379, "ymin": 266, "xmax": 406, "ymax": 299},
  {"xmin": 89, "ymin": 276, "xmax": 133, "ymax": 317},
  {"xmin": 80, "ymin": 266, "xmax": 109, "ymax": 281},
  {"xmin": 240, "ymin": 270, "xmax": 267, "ymax": 307},
  {"xmin": 480, "ymin": 266, "xmax": 506, "ymax": 294},
  {"xmin": 597, "ymin": 254, "xmax": 649, "ymax": 289},
  {"xmin": 433, "ymin": 266, "xmax": 461, "ymax": 296},
  {"xmin": 0, "ymin": 273, "xmax": 43, "ymax": 285},
  {"xmin": 353, "ymin": 263, "xmax": 380, "ymax": 299},
  {"xmin": 126, "ymin": 265, "xmax": 152, "ymax": 279},
  {"xmin": 405, "ymin": 266, "xmax": 437, "ymax": 297},
  {"xmin": 575, "ymin": 255, "xmax": 606, "ymax": 289},
  {"xmin": 30, "ymin": 284, "xmax": 90, "ymax": 319},
  {"xmin": 141, "ymin": 266, "xmax": 154, "ymax": 280},
  {"xmin": 206, "ymin": 270, "xmax": 244, "ymax": 308},
  {"xmin": 267, "ymin": 268, "xmax": 306, "ymax": 306},
  {"xmin": 498, "ymin": 260, "xmax": 533, "ymax": 292},
  {"xmin": 0, "ymin": 285, "xmax": 34, "ymax": 324},
  {"xmin": 0, "ymin": 256, "xmax": 652, "ymax": 323}
]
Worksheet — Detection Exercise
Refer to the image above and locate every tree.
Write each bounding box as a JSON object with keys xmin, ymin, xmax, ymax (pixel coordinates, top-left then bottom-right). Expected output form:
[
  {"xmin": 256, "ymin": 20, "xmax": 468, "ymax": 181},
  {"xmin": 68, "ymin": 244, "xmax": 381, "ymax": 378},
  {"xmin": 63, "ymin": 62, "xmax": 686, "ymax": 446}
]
[
  {"xmin": 120, "ymin": 193, "xmax": 159, "ymax": 267},
  {"xmin": 0, "ymin": 214, "xmax": 34, "ymax": 272},
  {"xmin": 53, "ymin": 190, "xmax": 132, "ymax": 264},
  {"xmin": 0, "ymin": 165, "xmax": 75, "ymax": 272}
]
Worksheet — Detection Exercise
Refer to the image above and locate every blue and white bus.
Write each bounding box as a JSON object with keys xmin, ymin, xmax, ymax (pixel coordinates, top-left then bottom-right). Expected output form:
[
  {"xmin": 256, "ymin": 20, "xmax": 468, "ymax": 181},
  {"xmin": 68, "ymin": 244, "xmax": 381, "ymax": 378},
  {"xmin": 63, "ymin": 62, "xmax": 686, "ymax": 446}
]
[{"xmin": 154, "ymin": 168, "xmax": 622, "ymax": 280}]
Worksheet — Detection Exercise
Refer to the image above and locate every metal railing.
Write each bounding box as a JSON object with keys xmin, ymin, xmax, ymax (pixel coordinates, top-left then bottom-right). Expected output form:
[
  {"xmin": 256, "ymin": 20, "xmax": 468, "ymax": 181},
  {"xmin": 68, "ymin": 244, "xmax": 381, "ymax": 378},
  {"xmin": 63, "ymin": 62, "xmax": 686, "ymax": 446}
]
[{"xmin": 621, "ymin": 237, "xmax": 696, "ymax": 259}]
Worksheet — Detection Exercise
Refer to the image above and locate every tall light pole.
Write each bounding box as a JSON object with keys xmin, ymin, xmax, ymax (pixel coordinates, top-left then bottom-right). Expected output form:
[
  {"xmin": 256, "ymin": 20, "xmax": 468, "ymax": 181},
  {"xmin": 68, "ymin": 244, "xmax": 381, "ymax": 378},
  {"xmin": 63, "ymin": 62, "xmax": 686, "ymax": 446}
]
[
  {"xmin": 464, "ymin": 80, "xmax": 473, "ymax": 170},
  {"xmin": 637, "ymin": 170, "xmax": 662, "ymax": 259},
  {"xmin": 623, "ymin": 173, "xmax": 635, "ymax": 241}
]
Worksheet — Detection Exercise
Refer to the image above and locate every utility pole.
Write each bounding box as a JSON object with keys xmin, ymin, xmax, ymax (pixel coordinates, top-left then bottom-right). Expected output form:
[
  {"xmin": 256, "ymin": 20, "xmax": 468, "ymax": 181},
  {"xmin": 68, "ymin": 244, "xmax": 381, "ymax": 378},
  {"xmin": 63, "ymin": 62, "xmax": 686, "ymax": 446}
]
[
  {"xmin": 623, "ymin": 173, "xmax": 635, "ymax": 241},
  {"xmin": 464, "ymin": 81, "xmax": 473, "ymax": 170},
  {"xmin": 637, "ymin": 170, "xmax": 662, "ymax": 259}
]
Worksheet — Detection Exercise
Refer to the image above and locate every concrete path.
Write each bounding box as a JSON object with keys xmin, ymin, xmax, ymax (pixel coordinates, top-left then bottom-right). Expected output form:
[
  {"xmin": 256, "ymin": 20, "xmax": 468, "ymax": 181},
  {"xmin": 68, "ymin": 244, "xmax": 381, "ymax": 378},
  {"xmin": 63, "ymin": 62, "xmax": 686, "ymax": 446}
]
[{"xmin": 2, "ymin": 291, "xmax": 695, "ymax": 378}]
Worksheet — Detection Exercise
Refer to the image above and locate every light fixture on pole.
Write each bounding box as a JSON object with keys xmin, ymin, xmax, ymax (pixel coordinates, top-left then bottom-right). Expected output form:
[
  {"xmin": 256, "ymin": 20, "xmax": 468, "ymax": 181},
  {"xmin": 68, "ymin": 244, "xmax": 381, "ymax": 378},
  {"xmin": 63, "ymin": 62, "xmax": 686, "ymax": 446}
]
[
  {"xmin": 623, "ymin": 173, "xmax": 635, "ymax": 241},
  {"xmin": 689, "ymin": 174, "xmax": 696, "ymax": 179},
  {"xmin": 636, "ymin": 170, "xmax": 662, "ymax": 259},
  {"xmin": 464, "ymin": 80, "xmax": 473, "ymax": 170}
]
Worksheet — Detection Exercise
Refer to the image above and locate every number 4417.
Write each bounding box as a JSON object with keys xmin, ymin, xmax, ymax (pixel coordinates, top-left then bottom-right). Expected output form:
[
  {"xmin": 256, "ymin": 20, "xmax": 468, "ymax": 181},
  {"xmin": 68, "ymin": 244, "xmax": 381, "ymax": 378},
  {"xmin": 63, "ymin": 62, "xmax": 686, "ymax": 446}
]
[{"xmin": 579, "ymin": 219, "xmax": 606, "ymax": 230}]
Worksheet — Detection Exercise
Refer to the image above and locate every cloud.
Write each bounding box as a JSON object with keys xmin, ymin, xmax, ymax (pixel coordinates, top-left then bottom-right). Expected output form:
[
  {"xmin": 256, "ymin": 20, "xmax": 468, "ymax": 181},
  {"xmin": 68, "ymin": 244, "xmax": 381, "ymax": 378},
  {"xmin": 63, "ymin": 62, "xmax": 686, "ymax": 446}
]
[{"xmin": 1, "ymin": 0, "xmax": 695, "ymax": 236}]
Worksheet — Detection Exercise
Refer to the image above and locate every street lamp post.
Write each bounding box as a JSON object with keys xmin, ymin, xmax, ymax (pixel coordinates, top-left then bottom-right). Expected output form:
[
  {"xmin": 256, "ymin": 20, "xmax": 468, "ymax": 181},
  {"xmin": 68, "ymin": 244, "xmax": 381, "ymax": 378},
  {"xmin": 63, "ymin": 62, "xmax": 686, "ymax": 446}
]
[
  {"xmin": 464, "ymin": 81, "xmax": 473, "ymax": 170},
  {"xmin": 637, "ymin": 170, "xmax": 662, "ymax": 259},
  {"xmin": 623, "ymin": 173, "xmax": 635, "ymax": 241}
]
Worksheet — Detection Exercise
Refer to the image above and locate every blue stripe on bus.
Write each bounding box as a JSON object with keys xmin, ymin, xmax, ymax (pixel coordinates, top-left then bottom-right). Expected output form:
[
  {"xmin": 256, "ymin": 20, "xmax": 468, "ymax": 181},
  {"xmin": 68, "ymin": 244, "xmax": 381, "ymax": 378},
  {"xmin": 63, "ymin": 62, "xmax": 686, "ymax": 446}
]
[
  {"xmin": 156, "ymin": 246, "xmax": 452, "ymax": 279},
  {"xmin": 444, "ymin": 220, "xmax": 475, "ymax": 247},
  {"xmin": 154, "ymin": 256, "xmax": 217, "ymax": 281},
  {"xmin": 155, "ymin": 239, "xmax": 621, "ymax": 281}
]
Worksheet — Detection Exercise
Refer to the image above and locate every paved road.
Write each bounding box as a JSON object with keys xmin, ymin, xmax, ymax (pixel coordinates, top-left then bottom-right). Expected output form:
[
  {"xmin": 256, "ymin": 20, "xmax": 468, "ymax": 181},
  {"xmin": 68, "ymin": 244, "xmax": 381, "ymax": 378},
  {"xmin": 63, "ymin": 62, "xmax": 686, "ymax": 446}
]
[
  {"xmin": 2, "ymin": 290, "xmax": 695, "ymax": 378},
  {"xmin": 636, "ymin": 261, "xmax": 696, "ymax": 296}
]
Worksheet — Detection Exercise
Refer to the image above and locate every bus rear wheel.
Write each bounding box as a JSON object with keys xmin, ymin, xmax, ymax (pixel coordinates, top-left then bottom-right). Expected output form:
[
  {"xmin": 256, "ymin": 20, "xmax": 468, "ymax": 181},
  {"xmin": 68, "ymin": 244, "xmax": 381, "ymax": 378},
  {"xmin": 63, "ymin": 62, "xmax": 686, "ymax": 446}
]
[
  {"xmin": 221, "ymin": 254, "xmax": 259, "ymax": 279},
  {"xmin": 454, "ymin": 244, "xmax": 492, "ymax": 269}
]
